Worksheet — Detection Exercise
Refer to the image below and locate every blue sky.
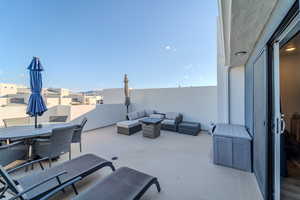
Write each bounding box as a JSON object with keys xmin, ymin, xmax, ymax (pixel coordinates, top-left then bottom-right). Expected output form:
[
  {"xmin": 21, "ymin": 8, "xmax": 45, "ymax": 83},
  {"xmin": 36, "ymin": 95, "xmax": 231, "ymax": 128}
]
[{"xmin": 0, "ymin": 0, "xmax": 217, "ymax": 91}]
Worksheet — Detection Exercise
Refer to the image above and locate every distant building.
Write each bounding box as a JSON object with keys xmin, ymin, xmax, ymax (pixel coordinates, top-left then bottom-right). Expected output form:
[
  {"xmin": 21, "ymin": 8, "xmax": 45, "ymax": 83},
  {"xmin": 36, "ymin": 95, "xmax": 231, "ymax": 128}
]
[{"xmin": 0, "ymin": 83, "xmax": 26, "ymax": 97}]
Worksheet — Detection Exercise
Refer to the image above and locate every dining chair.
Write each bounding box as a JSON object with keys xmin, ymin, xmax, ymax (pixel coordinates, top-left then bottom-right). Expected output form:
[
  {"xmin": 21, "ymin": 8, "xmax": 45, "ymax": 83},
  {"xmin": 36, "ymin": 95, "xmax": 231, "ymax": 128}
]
[
  {"xmin": 32, "ymin": 125, "xmax": 76, "ymax": 167},
  {"xmin": 3, "ymin": 117, "xmax": 30, "ymax": 128},
  {"xmin": 72, "ymin": 117, "xmax": 88, "ymax": 153},
  {"xmin": 49, "ymin": 115, "xmax": 68, "ymax": 123},
  {"xmin": 0, "ymin": 141, "xmax": 28, "ymax": 167}
]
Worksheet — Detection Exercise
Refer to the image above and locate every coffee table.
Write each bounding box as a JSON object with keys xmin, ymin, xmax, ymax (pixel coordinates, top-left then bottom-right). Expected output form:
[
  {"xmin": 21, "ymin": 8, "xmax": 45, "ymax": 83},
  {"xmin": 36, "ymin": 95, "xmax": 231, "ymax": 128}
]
[{"xmin": 140, "ymin": 118, "xmax": 163, "ymax": 138}]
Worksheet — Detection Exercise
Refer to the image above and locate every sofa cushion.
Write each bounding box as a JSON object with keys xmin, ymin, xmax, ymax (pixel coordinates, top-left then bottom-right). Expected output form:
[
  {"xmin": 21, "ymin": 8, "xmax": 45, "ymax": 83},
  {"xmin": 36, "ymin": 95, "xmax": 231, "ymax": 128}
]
[
  {"xmin": 165, "ymin": 112, "xmax": 180, "ymax": 120},
  {"xmin": 144, "ymin": 109, "xmax": 156, "ymax": 117},
  {"xmin": 162, "ymin": 119, "xmax": 176, "ymax": 125},
  {"xmin": 127, "ymin": 111, "xmax": 139, "ymax": 120},
  {"xmin": 117, "ymin": 120, "xmax": 140, "ymax": 128},
  {"xmin": 137, "ymin": 110, "xmax": 146, "ymax": 118},
  {"xmin": 138, "ymin": 117, "xmax": 149, "ymax": 122},
  {"xmin": 149, "ymin": 114, "xmax": 164, "ymax": 119}
]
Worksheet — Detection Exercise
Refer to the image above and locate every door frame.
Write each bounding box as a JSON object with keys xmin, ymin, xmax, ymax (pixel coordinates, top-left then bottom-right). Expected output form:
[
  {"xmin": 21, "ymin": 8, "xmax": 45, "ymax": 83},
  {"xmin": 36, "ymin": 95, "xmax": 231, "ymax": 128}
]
[{"xmin": 267, "ymin": 2, "xmax": 299, "ymax": 199}]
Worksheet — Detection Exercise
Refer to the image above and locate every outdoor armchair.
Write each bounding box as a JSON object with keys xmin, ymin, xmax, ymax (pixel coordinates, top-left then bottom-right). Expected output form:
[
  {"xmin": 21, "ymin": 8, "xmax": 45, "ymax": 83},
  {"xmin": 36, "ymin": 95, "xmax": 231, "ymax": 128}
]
[
  {"xmin": 161, "ymin": 112, "xmax": 183, "ymax": 132},
  {"xmin": 0, "ymin": 141, "xmax": 28, "ymax": 167},
  {"xmin": 32, "ymin": 125, "xmax": 76, "ymax": 167}
]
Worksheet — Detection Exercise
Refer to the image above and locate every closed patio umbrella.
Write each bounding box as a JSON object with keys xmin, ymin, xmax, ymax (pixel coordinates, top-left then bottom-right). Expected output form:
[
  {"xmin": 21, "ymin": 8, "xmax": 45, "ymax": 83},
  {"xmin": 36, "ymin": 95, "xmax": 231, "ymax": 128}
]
[
  {"xmin": 26, "ymin": 57, "xmax": 47, "ymax": 128},
  {"xmin": 124, "ymin": 74, "xmax": 130, "ymax": 113}
]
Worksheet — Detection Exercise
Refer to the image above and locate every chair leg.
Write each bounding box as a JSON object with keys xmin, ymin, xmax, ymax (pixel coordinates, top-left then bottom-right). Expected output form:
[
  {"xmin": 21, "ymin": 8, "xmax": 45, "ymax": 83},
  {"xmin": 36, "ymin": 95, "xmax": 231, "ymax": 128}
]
[
  {"xmin": 49, "ymin": 158, "xmax": 52, "ymax": 168},
  {"xmin": 154, "ymin": 179, "xmax": 161, "ymax": 192},
  {"xmin": 79, "ymin": 142, "xmax": 82, "ymax": 153},
  {"xmin": 69, "ymin": 150, "xmax": 71, "ymax": 160},
  {"xmin": 108, "ymin": 163, "xmax": 116, "ymax": 171}
]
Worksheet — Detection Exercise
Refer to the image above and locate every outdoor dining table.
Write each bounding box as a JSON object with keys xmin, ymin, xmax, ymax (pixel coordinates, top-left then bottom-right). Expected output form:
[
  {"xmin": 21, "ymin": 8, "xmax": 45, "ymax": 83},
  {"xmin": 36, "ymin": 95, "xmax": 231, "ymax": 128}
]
[
  {"xmin": 0, "ymin": 123, "xmax": 73, "ymax": 141},
  {"xmin": 0, "ymin": 123, "xmax": 76, "ymax": 164}
]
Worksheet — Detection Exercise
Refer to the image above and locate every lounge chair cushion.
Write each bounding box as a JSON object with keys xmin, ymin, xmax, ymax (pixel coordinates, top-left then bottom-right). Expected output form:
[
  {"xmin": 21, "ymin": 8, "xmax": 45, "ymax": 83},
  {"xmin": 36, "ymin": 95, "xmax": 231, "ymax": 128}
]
[
  {"xmin": 16, "ymin": 154, "xmax": 112, "ymax": 199},
  {"xmin": 117, "ymin": 120, "xmax": 140, "ymax": 128},
  {"xmin": 162, "ymin": 119, "xmax": 176, "ymax": 125},
  {"xmin": 165, "ymin": 112, "xmax": 180, "ymax": 120},
  {"xmin": 72, "ymin": 167, "xmax": 158, "ymax": 200},
  {"xmin": 149, "ymin": 114, "xmax": 164, "ymax": 119},
  {"xmin": 137, "ymin": 110, "xmax": 146, "ymax": 118}
]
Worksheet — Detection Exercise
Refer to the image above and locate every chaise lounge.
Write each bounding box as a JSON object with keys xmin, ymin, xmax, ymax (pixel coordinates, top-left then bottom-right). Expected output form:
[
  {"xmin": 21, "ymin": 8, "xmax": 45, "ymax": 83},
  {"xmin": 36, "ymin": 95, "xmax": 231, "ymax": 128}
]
[
  {"xmin": 0, "ymin": 154, "xmax": 115, "ymax": 200},
  {"xmin": 40, "ymin": 167, "xmax": 161, "ymax": 200}
]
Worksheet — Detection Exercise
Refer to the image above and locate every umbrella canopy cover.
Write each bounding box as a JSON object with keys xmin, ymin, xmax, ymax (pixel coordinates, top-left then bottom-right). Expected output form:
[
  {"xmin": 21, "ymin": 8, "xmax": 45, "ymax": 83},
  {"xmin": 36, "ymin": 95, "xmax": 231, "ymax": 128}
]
[
  {"xmin": 124, "ymin": 74, "xmax": 129, "ymax": 98},
  {"xmin": 26, "ymin": 57, "xmax": 47, "ymax": 117}
]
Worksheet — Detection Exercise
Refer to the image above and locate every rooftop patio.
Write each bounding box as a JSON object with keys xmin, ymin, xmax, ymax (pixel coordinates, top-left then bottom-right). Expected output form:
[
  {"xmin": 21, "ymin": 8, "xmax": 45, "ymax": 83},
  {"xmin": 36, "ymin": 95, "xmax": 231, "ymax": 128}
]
[{"xmin": 9, "ymin": 125, "xmax": 263, "ymax": 200}]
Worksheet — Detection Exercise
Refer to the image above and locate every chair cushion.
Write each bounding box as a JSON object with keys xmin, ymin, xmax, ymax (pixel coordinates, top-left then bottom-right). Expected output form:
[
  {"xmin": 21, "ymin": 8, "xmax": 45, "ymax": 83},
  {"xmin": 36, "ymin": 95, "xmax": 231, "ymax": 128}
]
[
  {"xmin": 149, "ymin": 114, "xmax": 164, "ymax": 119},
  {"xmin": 165, "ymin": 112, "xmax": 180, "ymax": 120},
  {"xmin": 162, "ymin": 119, "xmax": 176, "ymax": 125},
  {"xmin": 144, "ymin": 109, "xmax": 156, "ymax": 117},
  {"xmin": 137, "ymin": 110, "xmax": 146, "ymax": 118},
  {"xmin": 117, "ymin": 120, "xmax": 140, "ymax": 128},
  {"xmin": 127, "ymin": 112, "xmax": 139, "ymax": 120}
]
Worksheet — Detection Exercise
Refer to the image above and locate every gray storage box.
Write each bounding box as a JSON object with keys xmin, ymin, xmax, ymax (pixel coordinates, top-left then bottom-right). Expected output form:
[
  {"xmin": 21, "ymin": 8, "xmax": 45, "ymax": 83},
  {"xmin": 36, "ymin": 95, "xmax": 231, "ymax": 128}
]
[{"xmin": 213, "ymin": 124, "xmax": 252, "ymax": 172}]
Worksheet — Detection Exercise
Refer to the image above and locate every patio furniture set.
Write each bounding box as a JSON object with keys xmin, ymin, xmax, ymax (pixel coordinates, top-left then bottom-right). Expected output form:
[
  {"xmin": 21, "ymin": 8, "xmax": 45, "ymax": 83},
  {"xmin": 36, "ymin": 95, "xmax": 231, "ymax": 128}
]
[
  {"xmin": 0, "ymin": 117, "xmax": 161, "ymax": 200},
  {"xmin": 0, "ymin": 117, "xmax": 87, "ymax": 168},
  {"xmin": 117, "ymin": 109, "xmax": 201, "ymax": 138}
]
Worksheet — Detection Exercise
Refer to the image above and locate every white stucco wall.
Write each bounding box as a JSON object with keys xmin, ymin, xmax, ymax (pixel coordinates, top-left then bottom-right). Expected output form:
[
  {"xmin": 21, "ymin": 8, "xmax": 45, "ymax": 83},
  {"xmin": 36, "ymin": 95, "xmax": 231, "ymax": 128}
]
[
  {"xmin": 102, "ymin": 88, "xmax": 124, "ymax": 104},
  {"xmin": 71, "ymin": 104, "xmax": 126, "ymax": 131},
  {"xmin": 130, "ymin": 87, "xmax": 217, "ymax": 130},
  {"xmin": 229, "ymin": 65, "xmax": 245, "ymax": 125},
  {"xmin": 217, "ymin": 15, "xmax": 228, "ymax": 124}
]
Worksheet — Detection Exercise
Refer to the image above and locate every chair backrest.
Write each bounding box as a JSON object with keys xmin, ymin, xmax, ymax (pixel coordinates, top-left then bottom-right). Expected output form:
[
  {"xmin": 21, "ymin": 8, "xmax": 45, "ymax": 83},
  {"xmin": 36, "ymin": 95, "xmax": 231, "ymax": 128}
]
[
  {"xmin": 0, "ymin": 166, "xmax": 20, "ymax": 194},
  {"xmin": 49, "ymin": 115, "xmax": 68, "ymax": 123},
  {"xmin": 80, "ymin": 117, "xmax": 88, "ymax": 128},
  {"xmin": 49, "ymin": 125, "xmax": 76, "ymax": 157},
  {"xmin": 3, "ymin": 117, "xmax": 30, "ymax": 128},
  {"xmin": 72, "ymin": 118, "xmax": 88, "ymax": 143},
  {"xmin": 0, "ymin": 142, "xmax": 27, "ymax": 167}
]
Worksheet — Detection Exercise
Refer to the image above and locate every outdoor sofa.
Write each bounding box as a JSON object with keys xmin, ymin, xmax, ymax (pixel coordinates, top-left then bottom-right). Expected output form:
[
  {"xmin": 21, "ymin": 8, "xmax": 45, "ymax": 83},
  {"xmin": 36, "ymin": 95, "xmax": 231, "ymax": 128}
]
[
  {"xmin": 161, "ymin": 112, "xmax": 183, "ymax": 132},
  {"xmin": 117, "ymin": 109, "xmax": 164, "ymax": 135},
  {"xmin": 117, "ymin": 109, "xmax": 201, "ymax": 136},
  {"xmin": 0, "ymin": 154, "xmax": 115, "ymax": 200}
]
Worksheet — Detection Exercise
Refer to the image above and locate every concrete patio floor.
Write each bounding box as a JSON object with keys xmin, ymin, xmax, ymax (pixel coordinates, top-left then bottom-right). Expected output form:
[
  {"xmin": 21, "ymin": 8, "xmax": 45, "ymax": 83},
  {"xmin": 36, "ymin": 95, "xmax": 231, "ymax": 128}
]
[{"xmin": 10, "ymin": 125, "xmax": 263, "ymax": 200}]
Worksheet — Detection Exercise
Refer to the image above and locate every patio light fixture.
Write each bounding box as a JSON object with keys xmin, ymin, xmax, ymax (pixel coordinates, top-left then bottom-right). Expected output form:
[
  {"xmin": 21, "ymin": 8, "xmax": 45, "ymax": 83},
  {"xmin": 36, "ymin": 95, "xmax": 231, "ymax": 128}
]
[{"xmin": 234, "ymin": 51, "xmax": 248, "ymax": 56}]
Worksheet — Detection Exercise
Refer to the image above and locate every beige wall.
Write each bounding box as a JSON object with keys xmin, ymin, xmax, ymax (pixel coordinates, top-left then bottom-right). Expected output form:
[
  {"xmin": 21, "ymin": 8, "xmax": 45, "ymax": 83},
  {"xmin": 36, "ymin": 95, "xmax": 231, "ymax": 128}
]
[
  {"xmin": 45, "ymin": 97, "xmax": 60, "ymax": 107},
  {"xmin": 280, "ymin": 52, "xmax": 300, "ymax": 132},
  {"xmin": 0, "ymin": 98, "xmax": 8, "ymax": 106},
  {"xmin": 60, "ymin": 97, "xmax": 72, "ymax": 105},
  {"xmin": 0, "ymin": 83, "xmax": 18, "ymax": 96}
]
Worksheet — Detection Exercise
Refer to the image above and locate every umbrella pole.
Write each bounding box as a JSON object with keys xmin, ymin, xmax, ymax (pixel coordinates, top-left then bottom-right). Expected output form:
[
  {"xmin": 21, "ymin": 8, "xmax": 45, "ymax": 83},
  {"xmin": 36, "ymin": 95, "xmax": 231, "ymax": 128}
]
[{"xmin": 35, "ymin": 115, "xmax": 37, "ymax": 128}]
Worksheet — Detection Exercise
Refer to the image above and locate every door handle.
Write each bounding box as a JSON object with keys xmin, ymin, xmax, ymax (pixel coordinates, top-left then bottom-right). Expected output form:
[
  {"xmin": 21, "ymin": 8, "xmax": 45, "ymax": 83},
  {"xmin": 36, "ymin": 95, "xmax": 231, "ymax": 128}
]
[{"xmin": 280, "ymin": 114, "xmax": 286, "ymax": 135}]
